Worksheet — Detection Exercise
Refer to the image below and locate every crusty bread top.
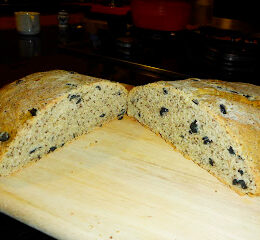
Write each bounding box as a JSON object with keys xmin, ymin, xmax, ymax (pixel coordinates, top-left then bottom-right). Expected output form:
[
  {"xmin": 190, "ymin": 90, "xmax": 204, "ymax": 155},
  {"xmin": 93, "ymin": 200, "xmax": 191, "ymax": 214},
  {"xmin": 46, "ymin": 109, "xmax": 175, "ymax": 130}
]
[{"xmin": 0, "ymin": 70, "xmax": 124, "ymax": 158}]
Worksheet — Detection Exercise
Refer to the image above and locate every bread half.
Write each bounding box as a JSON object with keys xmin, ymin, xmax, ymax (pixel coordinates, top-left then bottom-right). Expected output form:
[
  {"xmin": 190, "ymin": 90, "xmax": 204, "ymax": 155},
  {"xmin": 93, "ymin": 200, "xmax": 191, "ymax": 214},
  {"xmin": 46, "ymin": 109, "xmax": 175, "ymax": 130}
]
[
  {"xmin": 0, "ymin": 70, "xmax": 128, "ymax": 176},
  {"xmin": 127, "ymin": 78, "xmax": 260, "ymax": 195}
]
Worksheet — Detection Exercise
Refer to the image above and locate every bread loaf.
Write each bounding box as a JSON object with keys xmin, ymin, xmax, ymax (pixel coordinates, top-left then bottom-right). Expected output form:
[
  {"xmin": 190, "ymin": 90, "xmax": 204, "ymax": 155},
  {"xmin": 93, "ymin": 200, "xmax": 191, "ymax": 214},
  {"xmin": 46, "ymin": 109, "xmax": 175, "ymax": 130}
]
[
  {"xmin": 127, "ymin": 78, "xmax": 260, "ymax": 195},
  {"xmin": 0, "ymin": 70, "xmax": 128, "ymax": 176}
]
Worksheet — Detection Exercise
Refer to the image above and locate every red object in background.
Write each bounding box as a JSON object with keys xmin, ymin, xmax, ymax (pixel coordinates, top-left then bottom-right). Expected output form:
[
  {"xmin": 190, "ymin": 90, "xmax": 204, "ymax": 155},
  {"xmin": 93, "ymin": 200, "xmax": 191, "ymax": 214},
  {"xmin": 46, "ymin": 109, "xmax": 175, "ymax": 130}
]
[
  {"xmin": 131, "ymin": 0, "xmax": 191, "ymax": 31},
  {"xmin": 61, "ymin": 2, "xmax": 130, "ymax": 16},
  {"xmin": 91, "ymin": 4, "xmax": 131, "ymax": 16}
]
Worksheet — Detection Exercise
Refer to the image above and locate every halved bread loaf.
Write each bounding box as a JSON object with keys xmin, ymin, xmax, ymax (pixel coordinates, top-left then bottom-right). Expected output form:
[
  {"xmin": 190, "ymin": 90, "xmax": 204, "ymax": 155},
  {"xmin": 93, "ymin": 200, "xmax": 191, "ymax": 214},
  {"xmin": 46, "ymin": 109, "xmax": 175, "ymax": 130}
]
[
  {"xmin": 127, "ymin": 79, "xmax": 260, "ymax": 195},
  {"xmin": 0, "ymin": 70, "xmax": 128, "ymax": 176}
]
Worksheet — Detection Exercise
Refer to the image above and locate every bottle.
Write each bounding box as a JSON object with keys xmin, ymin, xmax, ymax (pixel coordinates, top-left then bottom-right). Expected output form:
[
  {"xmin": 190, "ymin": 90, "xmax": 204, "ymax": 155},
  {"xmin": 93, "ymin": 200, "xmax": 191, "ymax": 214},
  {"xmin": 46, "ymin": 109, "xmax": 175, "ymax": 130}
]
[{"xmin": 57, "ymin": 10, "xmax": 69, "ymax": 29}]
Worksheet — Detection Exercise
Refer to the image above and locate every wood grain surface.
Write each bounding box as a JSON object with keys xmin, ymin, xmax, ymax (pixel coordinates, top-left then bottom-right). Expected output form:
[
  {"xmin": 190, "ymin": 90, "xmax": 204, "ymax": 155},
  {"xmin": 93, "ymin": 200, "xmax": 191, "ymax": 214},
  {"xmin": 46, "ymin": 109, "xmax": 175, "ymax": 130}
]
[{"xmin": 0, "ymin": 116, "xmax": 259, "ymax": 240}]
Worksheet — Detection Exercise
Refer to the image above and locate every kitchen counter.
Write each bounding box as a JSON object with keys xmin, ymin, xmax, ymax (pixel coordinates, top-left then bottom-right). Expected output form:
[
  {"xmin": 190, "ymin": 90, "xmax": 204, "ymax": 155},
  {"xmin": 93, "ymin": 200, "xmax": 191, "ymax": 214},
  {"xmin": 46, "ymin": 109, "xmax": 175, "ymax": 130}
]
[
  {"xmin": 1, "ymin": 23, "xmax": 259, "ymax": 88},
  {"xmin": 0, "ymin": 25, "xmax": 189, "ymax": 89}
]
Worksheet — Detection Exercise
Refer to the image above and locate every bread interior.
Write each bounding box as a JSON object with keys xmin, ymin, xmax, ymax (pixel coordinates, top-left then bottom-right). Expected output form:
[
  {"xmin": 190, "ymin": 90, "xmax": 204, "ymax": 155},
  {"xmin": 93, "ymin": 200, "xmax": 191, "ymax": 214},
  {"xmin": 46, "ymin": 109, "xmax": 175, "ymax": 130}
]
[
  {"xmin": 128, "ymin": 85, "xmax": 256, "ymax": 194},
  {"xmin": 0, "ymin": 82, "xmax": 127, "ymax": 176}
]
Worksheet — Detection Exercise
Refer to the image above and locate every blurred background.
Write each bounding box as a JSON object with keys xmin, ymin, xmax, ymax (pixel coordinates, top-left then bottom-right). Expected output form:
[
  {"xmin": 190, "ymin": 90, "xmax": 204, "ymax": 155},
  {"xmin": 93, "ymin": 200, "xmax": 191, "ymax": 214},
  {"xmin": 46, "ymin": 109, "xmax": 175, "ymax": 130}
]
[
  {"xmin": 0, "ymin": 0, "xmax": 260, "ymax": 85},
  {"xmin": 1, "ymin": 0, "xmax": 260, "ymax": 84}
]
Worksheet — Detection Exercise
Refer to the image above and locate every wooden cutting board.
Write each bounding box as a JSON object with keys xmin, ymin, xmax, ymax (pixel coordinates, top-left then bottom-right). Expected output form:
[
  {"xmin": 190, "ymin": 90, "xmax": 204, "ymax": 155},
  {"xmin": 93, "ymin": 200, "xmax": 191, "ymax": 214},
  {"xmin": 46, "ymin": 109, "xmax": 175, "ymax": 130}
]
[{"xmin": 0, "ymin": 116, "xmax": 259, "ymax": 240}]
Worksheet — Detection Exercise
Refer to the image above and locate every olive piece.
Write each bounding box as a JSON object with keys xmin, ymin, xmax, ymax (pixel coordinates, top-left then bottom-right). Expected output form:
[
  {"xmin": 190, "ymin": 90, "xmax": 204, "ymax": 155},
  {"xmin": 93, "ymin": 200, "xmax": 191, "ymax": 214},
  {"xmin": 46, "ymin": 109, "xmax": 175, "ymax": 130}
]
[
  {"xmin": 189, "ymin": 120, "xmax": 198, "ymax": 134},
  {"xmin": 0, "ymin": 132, "xmax": 9, "ymax": 142},
  {"xmin": 160, "ymin": 107, "xmax": 169, "ymax": 116},
  {"xmin": 220, "ymin": 104, "xmax": 227, "ymax": 114},
  {"xmin": 29, "ymin": 108, "xmax": 37, "ymax": 116}
]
